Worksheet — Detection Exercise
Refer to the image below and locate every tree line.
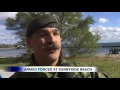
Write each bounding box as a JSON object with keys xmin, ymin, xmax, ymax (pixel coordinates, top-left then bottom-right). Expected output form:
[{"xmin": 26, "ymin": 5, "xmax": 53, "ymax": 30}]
[{"xmin": 0, "ymin": 44, "xmax": 16, "ymax": 48}]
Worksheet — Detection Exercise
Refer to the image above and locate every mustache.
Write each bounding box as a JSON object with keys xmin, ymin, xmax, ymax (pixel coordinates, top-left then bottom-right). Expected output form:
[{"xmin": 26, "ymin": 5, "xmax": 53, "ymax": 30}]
[{"xmin": 42, "ymin": 44, "xmax": 61, "ymax": 50}]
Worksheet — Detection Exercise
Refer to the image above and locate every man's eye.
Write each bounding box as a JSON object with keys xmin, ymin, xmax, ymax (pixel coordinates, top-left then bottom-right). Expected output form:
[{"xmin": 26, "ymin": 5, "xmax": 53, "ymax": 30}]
[
  {"xmin": 54, "ymin": 32, "xmax": 60, "ymax": 35},
  {"xmin": 38, "ymin": 33, "xmax": 47, "ymax": 36}
]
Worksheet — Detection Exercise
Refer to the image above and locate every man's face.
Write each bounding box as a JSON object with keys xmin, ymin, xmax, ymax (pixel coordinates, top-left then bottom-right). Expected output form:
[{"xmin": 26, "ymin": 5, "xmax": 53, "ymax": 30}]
[{"xmin": 27, "ymin": 27, "xmax": 61, "ymax": 62}]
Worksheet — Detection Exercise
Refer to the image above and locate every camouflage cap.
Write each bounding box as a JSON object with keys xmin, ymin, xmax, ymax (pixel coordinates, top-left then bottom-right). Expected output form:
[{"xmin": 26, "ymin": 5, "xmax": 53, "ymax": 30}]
[{"xmin": 26, "ymin": 14, "xmax": 59, "ymax": 37}]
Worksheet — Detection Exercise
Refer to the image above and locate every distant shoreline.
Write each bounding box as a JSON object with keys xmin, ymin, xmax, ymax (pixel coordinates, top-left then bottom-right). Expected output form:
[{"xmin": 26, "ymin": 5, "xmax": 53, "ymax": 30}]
[
  {"xmin": 0, "ymin": 47, "xmax": 16, "ymax": 49},
  {"xmin": 0, "ymin": 54, "xmax": 16, "ymax": 58},
  {"xmin": 0, "ymin": 47, "xmax": 26, "ymax": 49},
  {"xmin": 0, "ymin": 56, "xmax": 11, "ymax": 58}
]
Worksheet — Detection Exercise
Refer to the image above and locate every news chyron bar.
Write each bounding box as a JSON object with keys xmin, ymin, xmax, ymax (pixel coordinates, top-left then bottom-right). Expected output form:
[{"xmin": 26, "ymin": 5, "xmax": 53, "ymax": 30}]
[
  {"xmin": 0, "ymin": 74, "xmax": 2, "ymax": 78},
  {"xmin": 7, "ymin": 66, "xmax": 97, "ymax": 72}
]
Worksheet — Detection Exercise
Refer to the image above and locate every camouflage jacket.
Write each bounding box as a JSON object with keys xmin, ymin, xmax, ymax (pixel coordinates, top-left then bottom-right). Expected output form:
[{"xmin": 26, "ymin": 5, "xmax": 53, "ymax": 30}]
[{"xmin": 10, "ymin": 54, "xmax": 108, "ymax": 78}]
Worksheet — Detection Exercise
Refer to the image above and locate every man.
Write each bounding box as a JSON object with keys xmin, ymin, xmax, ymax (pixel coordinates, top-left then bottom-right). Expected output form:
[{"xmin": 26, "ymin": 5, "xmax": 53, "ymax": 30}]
[{"xmin": 10, "ymin": 14, "xmax": 108, "ymax": 78}]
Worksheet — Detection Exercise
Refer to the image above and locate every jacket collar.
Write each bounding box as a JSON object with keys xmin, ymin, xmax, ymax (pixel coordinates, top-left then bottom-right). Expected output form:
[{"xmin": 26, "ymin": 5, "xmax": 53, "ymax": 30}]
[{"xmin": 29, "ymin": 53, "xmax": 65, "ymax": 66}]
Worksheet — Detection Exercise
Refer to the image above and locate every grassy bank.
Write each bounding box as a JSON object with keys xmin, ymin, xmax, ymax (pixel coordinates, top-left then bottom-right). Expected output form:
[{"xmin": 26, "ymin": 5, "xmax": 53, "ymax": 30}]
[
  {"xmin": 0, "ymin": 57, "xmax": 29, "ymax": 70},
  {"xmin": 65, "ymin": 55, "xmax": 120, "ymax": 78},
  {"xmin": 0, "ymin": 55, "xmax": 120, "ymax": 78}
]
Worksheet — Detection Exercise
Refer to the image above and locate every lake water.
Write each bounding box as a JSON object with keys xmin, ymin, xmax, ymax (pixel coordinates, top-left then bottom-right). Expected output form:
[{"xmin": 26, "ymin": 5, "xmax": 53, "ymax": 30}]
[
  {"xmin": 96, "ymin": 47, "xmax": 110, "ymax": 55},
  {"xmin": 0, "ymin": 48, "xmax": 26, "ymax": 57},
  {"xmin": 0, "ymin": 47, "xmax": 113, "ymax": 57}
]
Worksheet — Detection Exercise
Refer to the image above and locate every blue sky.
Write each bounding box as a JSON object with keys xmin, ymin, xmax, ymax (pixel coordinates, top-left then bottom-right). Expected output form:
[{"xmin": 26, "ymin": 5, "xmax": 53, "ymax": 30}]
[
  {"xmin": 0, "ymin": 12, "xmax": 120, "ymax": 44},
  {"xmin": 84, "ymin": 12, "xmax": 120, "ymax": 43}
]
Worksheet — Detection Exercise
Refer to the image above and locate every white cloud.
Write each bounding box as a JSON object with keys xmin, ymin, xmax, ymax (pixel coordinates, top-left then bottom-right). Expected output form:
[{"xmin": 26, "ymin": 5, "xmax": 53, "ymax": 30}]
[
  {"xmin": 0, "ymin": 12, "xmax": 19, "ymax": 44},
  {"xmin": 0, "ymin": 25, "xmax": 5, "ymax": 30},
  {"xmin": 0, "ymin": 29, "xmax": 20, "ymax": 44},
  {"xmin": 0, "ymin": 12, "xmax": 17, "ymax": 25},
  {"xmin": 90, "ymin": 25, "xmax": 120, "ymax": 43},
  {"xmin": 0, "ymin": 12, "xmax": 17, "ymax": 19},
  {"xmin": 99, "ymin": 18, "xmax": 108, "ymax": 23},
  {"xmin": 99, "ymin": 36, "xmax": 120, "ymax": 43},
  {"xmin": 90, "ymin": 25, "xmax": 120, "ymax": 33}
]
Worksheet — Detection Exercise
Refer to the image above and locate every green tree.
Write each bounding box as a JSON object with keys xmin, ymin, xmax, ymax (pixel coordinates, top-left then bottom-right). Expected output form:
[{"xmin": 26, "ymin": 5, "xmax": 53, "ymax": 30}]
[
  {"xmin": 5, "ymin": 12, "xmax": 101, "ymax": 57},
  {"xmin": 50, "ymin": 12, "xmax": 101, "ymax": 56}
]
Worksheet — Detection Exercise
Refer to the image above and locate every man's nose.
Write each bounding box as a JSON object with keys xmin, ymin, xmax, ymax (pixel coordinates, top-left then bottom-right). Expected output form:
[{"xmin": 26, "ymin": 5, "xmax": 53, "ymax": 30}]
[{"xmin": 48, "ymin": 33, "xmax": 56, "ymax": 43}]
